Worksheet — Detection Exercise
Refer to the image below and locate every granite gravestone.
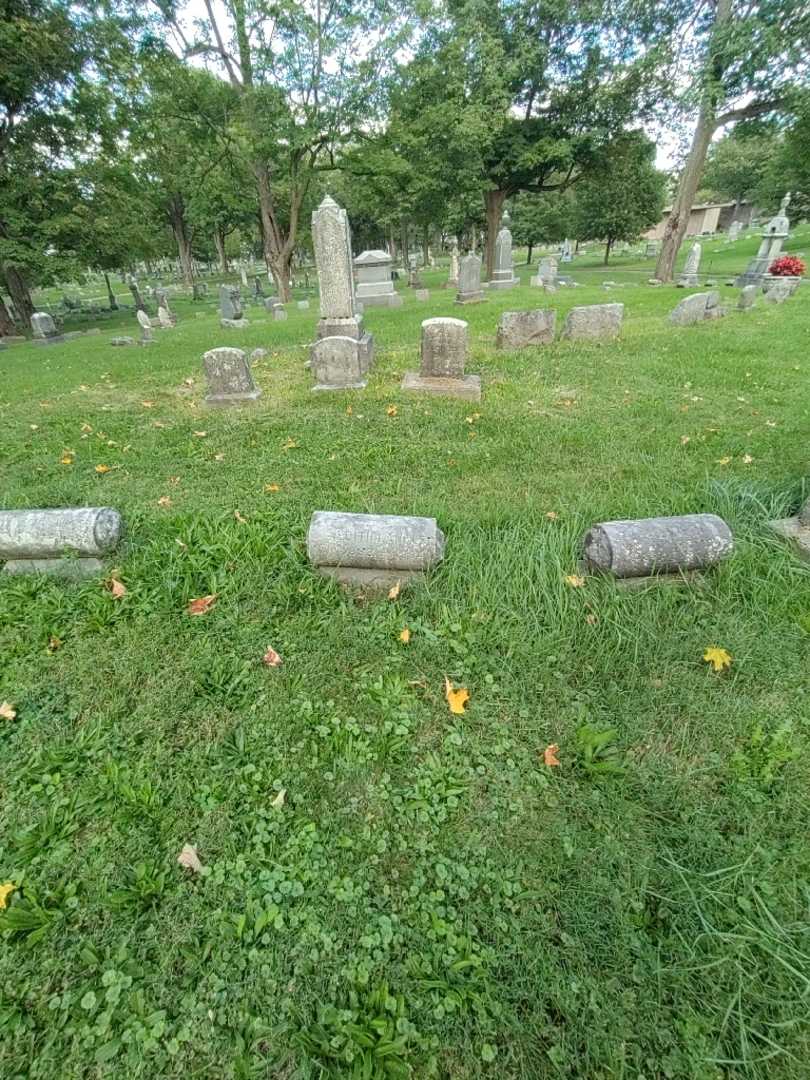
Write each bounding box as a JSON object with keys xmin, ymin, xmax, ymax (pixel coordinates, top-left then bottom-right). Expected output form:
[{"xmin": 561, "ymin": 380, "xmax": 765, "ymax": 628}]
[
  {"xmin": 307, "ymin": 510, "xmax": 445, "ymax": 590},
  {"xmin": 496, "ymin": 309, "xmax": 556, "ymax": 348},
  {"xmin": 455, "ymin": 253, "xmax": 485, "ymax": 304},
  {"xmin": 531, "ymin": 256, "xmax": 558, "ymax": 289},
  {"xmin": 669, "ymin": 290, "xmax": 724, "ymax": 326},
  {"xmin": 310, "ymin": 195, "xmax": 373, "ymax": 390},
  {"xmin": 203, "ymin": 347, "xmax": 262, "ymax": 407},
  {"xmin": 769, "ymin": 495, "xmax": 810, "ymax": 562},
  {"xmin": 737, "ymin": 285, "xmax": 758, "ymax": 310},
  {"xmin": 219, "ymin": 285, "xmax": 247, "ymax": 327},
  {"xmin": 490, "ymin": 212, "xmax": 518, "ymax": 289},
  {"xmin": 562, "ymin": 303, "xmax": 624, "ymax": 341},
  {"xmin": 677, "ymin": 242, "xmax": 702, "ymax": 287},
  {"xmin": 0, "ymin": 506, "xmax": 123, "ymax": 578},
  {"xmin": 31, "ymin": 312, "xmax": 64, "ymax": 345},
  {"xmin": 447, "ymin": 240, "xmax": 460, "ymax": 288},
  {"xmin": 727, "ymin": 221, "xmax": 741, "ymax": 242},
  {"xmin": 136, "ymin": 309, "xmax": 154, "ymax": 345},
  {"xmin": 354, "ymin": 250, "xmax": 402, "ymax": 308},
  {"xmin": 763, "ymin": 279, "xmax": 793, "ymax": 303},
  {"xmin": 402, "ymin": 317, "xmax": 481, "ymax": 401}
]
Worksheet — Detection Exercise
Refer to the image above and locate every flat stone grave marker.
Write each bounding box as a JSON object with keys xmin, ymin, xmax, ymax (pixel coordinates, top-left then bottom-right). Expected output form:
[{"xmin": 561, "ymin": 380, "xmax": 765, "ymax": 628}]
[
  {"xmin": 0, "ymin": 507, "xmax": 123, "ymax": 578},
  {"xmin": 402, "ymin": 317, "xmax": 480, "ymax": 401},
  {"xmin": 496, "ymin": 309, "xmax": 556, "ymax": 348},
  {"xmin": 203, "ymin": 347, "xmax": 262, "ymax": 407},
  {"xmin": 562, "ymin": 303, "xmax": 624, "ymax": 341}
]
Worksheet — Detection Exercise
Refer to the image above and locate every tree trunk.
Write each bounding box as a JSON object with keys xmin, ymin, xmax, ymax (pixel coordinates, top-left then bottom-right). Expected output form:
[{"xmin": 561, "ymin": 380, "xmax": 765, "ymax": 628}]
[
  {"xmin": 604, "ymin": 239, "xmax": 612, "ymax": 265},
  {"xmin": 484, "ymin": 189, "xmax": 506, "ymax": 280},
  {"xmin": 422, "ymin": 225, "xmax": 430, "ymax": 268},
  {"xmin": 104, "ymin": 272, "xmax": 119, "ymax": 310},
  {"xmin": 400, "ymin": 218, "xmax": 409, "ymax": 267},
  {"xmin": 526, "ymin": 241, "xmax": 534, "ymax": 265},
  {"xmin": 3, "ymin": 264, "xmax": 34, "ymax": 329},
  {"xmin": 128, "ymin": 279, "xmax": 146, "ymax": 313},
  {"xmin": 655, "ymin": 106, "xmax": 716, "ymax": 282},
  {"xmin": 214, "ymin": 228, "xmax": 229, "ymax": 273},
  {"xmin": 0, "ymin": 292, "xmax": 15, "ymax": 336},
  {"xmin": 254, "ymin": 162, "xmax": 292, "ymax": 302},
  {"xmin": 388, "ymin": 225, "xmax": 397, "ymax": 262},
  {"xmin": 167, "ymin": 194, "xmax": 195, "ymax": 286}
]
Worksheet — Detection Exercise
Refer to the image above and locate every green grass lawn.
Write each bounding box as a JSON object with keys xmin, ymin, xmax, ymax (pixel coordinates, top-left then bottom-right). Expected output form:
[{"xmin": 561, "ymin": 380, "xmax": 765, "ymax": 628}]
[{"xmin": 2, "ymin": 253, "xmax": 810, "ymax": 1078}]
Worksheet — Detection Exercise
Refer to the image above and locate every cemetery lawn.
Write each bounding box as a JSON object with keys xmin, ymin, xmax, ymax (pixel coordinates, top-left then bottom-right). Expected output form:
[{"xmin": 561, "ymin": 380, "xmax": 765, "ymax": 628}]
[{"xmin": 2, "ymin": 261, "xmax": 810, "ymax": 1078}]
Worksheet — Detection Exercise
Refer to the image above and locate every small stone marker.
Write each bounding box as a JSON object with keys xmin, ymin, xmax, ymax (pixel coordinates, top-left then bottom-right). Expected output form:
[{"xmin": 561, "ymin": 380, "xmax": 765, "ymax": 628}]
[
  {"xmin": 136, "ymin": 309, "xmax": 154, "ymax": 345},
  {"xmin": 202, "ymin": 347, "xmax": 261, "ymax": 407},
  {"xmin": 532, "ymin": 256, "xmax": 558, "ymax": 289},
  {"xmin": 192, "ymin": 282, "xmax": 208, "ymax": 300},
  {"xmin": 669, "ymin": 290, "xmax": 723, "ymax": 326},
  {"xmin": 455, "ymin": 253, "xmax": 485, "ymax": 304},
  {"xmin": 264, "ymin": 297, "xmax": 278, "ymax": 312},
  {"xmin": 310, "ymin": 335, "xmax": 372, "ymax": 391},
  {"xmin": 415, "ymin": 289, "xmax": 429, "ymax": 301},
  {"xmin": 297, "ymin": 299, "xmax": 310, "ymax": 309},
  {"xmin": 582, "ymin": 513, "xmax": 733, "ymax": 584},
  {"xmin": 250, "ymin": 348, "xmax": 268, "ymax": 363},
  {"xmin": 446, "ymin": 239, "xmax": 460, "ymax": 288},
  {"xmin": 677, "ymin": 242, "xmax": 702, "ymax": 287},
  {"xmin": 219, "ymin": 284, "xmax": 247, "ymax": 325},
  {"xmin": 30, "ymin": 311, "xmax": 64, "ymax": 346},
  {"xmin": 402, "ymin": 317, "xmax": 481, "ymax": 401},
  {"xmin": 769, "ymin": 496, "xmax": 810, "ymax": 563},
  {"xmin": 110, "ymin": 336, "xmax": 135, "ymax": 347},
  {"xmin": 158, "ymin": 303, "xmax": 174, "ymax": 328},
  {"xmin": 307, "ymin": 510, "xmax": 445, "ymax": 591},
  {"xmin": 496, "ymin": 309, "xmax": 556, "ymax": 348},
  {"xmin": 490, "ymin": 212, "xmax": 518, "ymax": 289},
  {"xmin": 0, "ymin": 507, "xmax": 123, "ymax": 578},
  {"xmin": 272, "ymin": 306, "xmax": 288, "ymax": 321},
  {"xmin": 562, "ymin": 303, "xmax": 623, "ymax": 341}
]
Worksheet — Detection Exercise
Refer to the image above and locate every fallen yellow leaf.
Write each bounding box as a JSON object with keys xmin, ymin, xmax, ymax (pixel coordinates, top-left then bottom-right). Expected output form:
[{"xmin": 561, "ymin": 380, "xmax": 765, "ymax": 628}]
[
  {"xmin": 703, "ymin": 646, "xmax": 732, "ymax": 673},
  {"xmin": 0, "ymin": 701, "xmax": 17, "ymax": 721},
  {"xmin": 0, "ymin": 883, "xmax": 16, "ymax": 909},
  {"xmin": 282, "ymin": 438, "xmax": 299, "ymax": 450},
  {"xmin": 444, "ymin": 677, "xmax": 470, "ymax": 715},
  {"xmin": 80, "ymin": 422, "xmax": 92, "ymax": 433},
  {"xmin": 546, "ymin": 511, "xmax": 559, "ymax": 521},
  {"xmin": 716, "ymin": 456, "xmax": 732, "ymax": 466},
  {"xmin": 544, "ymin": 744, "xmax": 561, "ymax": 767},
  {"xmin": 742, "ymin": 454, "xmax": 753, "ymax": 464},
  {"xmin": 386, "ymin": 404, "xmax": 398, "ymax": 417},
  {"xmin": 187, "ymin": 594, "xmax": 217, "ymax": 616},
  {"xmin": 264, "ymin": 483, "xmax": 281, "ymax": 493},
  {"xmin": 157, "ymin": 496, "xmax": 172, "ymax": 508},
  {"xmin": 399, "ymin": 627, "xmax": 411, "ymax": 644},
  {"xmin": 565, "ymin": 574, "xmax": 586, "ymax": 588},
  {"xmin": 388, "ymin": 580, "xmax": 401, "ymax": 601},
  {"xmin": 141, "ymin": 400, "xmax": 155, "ymax": 408},
  {"xmin": 270, "ymin": 788, "xmax": 286, "ymax": 809},
  {"xmin": 193, "ymin": 431, "xmax": 207, "ymax": 438},
  {"xmin": 95, "ymin": 464, "xmax": 110, "ymax": 474},
  {"xmin": 60, "ymin": 455, "xmax": 74, "ymax": 465},
  {"xmin": 346, "ymin": 405, "xmax": 353, "ymax": 415},
  {"xmin": 47, "ymin": 635, "xmax": 63, "ymax": 653},
  {"xmin": 234, "ymin": 510, "xmax": 248, "ymax": 524}
]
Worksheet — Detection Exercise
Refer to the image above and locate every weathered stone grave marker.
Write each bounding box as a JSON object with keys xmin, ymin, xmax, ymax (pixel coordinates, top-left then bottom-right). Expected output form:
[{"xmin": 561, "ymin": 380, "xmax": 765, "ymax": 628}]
[
  {"xmin": 202, "ymin": 347, "xmax": 261, "ymax": 407},
  {"xmin": 402, "ymin": 317, "xmax": 481, "ymax": 401},
  {"xmin": 562, "ymin": 303, "xmax": 624, "ymax": 341},
  {"xmin": 496, "ymin": 309, "xmax": 556, "ymax": 348},
  {"xmin": 0, "ymin": 507, "xmax": 124, "ymax": 578}
]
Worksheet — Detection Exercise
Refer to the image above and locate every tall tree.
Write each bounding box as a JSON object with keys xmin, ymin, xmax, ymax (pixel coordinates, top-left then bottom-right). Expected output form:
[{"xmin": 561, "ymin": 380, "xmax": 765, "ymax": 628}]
[
  {"xmin": 162, "ymin": 0, "xmax": 412, "ymax": 300},
  {"xmin": 572, "ymin": 133, "xmax": 665, "ymax": 263},
  {"xmin": 654, "ymin": 0, "xmax": 810, "ymax": 282},
  {"xmin": 700, "ymin": 123, "xmax": 779, "ymax": 211}
]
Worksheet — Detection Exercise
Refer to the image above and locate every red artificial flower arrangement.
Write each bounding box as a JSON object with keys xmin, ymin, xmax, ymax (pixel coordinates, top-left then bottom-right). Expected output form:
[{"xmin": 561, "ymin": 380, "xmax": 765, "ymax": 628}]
[{"xmin": 769, "ymin": 255, "xmax": 806, "ymax": 278}]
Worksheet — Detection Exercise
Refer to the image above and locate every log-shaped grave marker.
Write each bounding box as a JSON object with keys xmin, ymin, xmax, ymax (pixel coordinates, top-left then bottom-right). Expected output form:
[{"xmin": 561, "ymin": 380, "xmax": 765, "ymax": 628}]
[
  {"xmin": 0, "ymin": 507, "xmax": 124, "ymax": 578},
  {"xmin": 307, "ymin": 511, "xmax": 445, "ymax": 592}
]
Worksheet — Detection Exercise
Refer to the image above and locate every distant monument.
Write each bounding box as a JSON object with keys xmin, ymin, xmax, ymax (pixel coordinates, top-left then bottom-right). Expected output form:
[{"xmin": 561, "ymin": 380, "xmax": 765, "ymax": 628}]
[
  {"xmin": 736, "ymin": 193, "xmax": 791, "ymax": 287},
  {"xmin": 490, "ymin": 211, "xmax": 518, "ymax": 289},
  {"xmin": 677, "ymin": 242, "xmax": 702, "ymax": 287}
]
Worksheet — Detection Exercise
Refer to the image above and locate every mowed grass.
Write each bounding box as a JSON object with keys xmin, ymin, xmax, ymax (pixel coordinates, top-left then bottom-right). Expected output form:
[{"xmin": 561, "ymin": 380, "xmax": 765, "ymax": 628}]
[{"xmin": 2, "ymin": 239, "xmax": 810, "ymax": 1079}]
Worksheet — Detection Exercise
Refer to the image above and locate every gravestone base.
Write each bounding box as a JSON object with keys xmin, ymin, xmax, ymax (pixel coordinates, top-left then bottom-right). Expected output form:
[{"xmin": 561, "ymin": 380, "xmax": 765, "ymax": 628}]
[
  {"xmin": 317, "ymin": 315, "xmax": 364, "ymax": 340},
  {"xmin": 455, "ymin": 291, "xmax": 485, "ymax": 305},
  {"xmin": 489, "ymin": 273, "xmax": 518, "ymax": 289},
  {"xmin": 3, "ymin": 557, "xmax": 105, "ymax": 579},
  {"xmin": 205, "ymin": 388, "xmax": 262, "ymax": 408},
  {"xmin": 676, "ymin": 275, "xmax": 698, "ymax": 288},
  {"xmin": 317, "ymin": 566, "xmax": 425, "ymax": 593},
  {"xmin": 110, "ymin": 337, "xmax": 135, "ymax": 346},
  {"xmin": 578, "ymin": 561, "xmax": 705, "ymax": 590},
  {"xmin": 767, "ymin": 516, "xmax": 810, "ymax": 562},
  {"xmin": 220, "ymin": 318, "xmax": 249, "ymax": 329},
  {"xmin": 401, "ymin": 371, "xmax": 481, "ymax": 402},
  {"xmin": 32, "ymin": 335, "xmax": 67, "ymax": 347}
]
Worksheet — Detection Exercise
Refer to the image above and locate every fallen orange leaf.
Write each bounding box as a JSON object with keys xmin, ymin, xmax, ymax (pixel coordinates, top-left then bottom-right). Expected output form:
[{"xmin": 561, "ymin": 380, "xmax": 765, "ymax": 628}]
[
  {"xmin": 399, "ymin": 627, "xmax": 411, "ymax": 644},
  {"xmin": 47, "ymin": 635, "xmax": 63, "ymax": 653},
  {"xmin": 264, "ymin": 483, "xmax": 281, "ymax": 493},
  {"xmin": 444, "ymin": 677, "xmax": 470, "ymax": 715},
  {"xmin": 388, "ymin": 580, "xmax": 401, "ymax": 601},
  {"xmin": 386, "ymin": 404, "xmax": 398, "ymax": 417},
  {"xmin": 60, "ymin": 455, "xmax": 74, "ymax": 465},
  {"xmin": 544, "ymin": 744, "xmax": 561, "ymax": 767},
  {"xmin": 106, "ymin": 577, "xmax": 127, "ymax": 599},
  {"xmin": 565, "ymin": 574, "xmax": 586, "ymax": 588},
  {"xmin": 262, "ymin": 645, "xmax": 283, "ymax": 667},
  {"xmin": 95, "ymin": 464, "xmax": 110, "ymax": 474},
  {"xmin": 187, "ymin": 594, "xmax": 217, "ymax": 616}
]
